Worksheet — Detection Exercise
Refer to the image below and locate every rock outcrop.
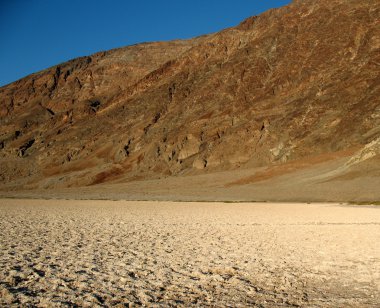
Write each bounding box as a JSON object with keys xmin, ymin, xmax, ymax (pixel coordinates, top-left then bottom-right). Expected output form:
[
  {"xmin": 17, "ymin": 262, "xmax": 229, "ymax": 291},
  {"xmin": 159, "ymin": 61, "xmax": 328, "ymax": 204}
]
[{"xmin": 0, "ymin": 0, "xmax": 379, "ymax": 190}]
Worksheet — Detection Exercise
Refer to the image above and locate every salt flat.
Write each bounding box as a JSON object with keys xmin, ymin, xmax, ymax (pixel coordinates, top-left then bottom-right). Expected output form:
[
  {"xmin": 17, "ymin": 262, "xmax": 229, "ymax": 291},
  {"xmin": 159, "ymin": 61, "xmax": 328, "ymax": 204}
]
[{"xmin": 0, "ymin": 199, "xmax": 379, "ymax": 307}]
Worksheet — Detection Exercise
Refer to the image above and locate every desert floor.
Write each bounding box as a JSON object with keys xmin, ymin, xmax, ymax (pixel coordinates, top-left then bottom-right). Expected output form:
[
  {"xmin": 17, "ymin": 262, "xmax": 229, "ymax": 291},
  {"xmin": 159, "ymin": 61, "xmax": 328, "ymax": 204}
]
[{"xmin": 0, "ymin": 199, "xmax": 379, "ymax": 307}]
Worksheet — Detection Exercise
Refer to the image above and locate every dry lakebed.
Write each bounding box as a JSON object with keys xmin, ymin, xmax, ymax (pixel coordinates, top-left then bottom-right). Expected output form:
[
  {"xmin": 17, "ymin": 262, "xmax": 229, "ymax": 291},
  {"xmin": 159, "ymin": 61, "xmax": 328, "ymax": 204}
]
[{"xmin": 0, "ymin": 199, "xmax": 379, "ymax": 307}]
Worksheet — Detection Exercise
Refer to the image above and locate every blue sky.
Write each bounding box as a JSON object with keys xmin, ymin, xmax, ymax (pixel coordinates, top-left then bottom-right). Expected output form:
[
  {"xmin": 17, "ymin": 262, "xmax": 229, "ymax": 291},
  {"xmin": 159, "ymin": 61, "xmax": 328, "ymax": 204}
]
[{"xmin": 0, "ymin": 0, "xmax": 290, "ymax": 87}]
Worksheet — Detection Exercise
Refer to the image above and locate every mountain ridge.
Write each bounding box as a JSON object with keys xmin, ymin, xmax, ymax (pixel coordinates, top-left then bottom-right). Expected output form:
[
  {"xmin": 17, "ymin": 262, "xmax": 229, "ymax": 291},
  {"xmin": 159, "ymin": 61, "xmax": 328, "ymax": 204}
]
[{"xmin": 1, "ymin": 0, "xmax": 379, "ymax": 201}]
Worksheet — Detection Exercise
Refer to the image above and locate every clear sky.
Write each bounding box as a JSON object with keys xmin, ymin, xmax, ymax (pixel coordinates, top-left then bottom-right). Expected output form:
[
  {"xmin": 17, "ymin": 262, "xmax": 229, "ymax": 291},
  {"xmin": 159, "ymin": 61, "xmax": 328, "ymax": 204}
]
[{"xmin": 0, "ymin": 0, "xmax": 291, "ymax": 87}]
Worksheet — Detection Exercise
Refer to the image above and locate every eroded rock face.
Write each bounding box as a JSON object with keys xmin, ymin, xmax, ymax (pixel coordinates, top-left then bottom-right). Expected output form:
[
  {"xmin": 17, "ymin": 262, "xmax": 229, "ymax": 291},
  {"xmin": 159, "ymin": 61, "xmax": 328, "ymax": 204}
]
[{"xmin": 0, "ymin": 0, "xmax": 379, "ymax": 189}]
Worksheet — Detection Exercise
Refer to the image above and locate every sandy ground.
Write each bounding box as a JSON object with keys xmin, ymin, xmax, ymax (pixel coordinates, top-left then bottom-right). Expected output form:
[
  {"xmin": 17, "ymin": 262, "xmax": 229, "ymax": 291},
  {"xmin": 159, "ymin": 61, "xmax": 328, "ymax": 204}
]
[
  {"xmin": 2, "ymin": 155, "xmax": 380, "ymax": 203},
  {"xmin": 0, "ymin": 199, "xmax": 379, "ymax": 307}
]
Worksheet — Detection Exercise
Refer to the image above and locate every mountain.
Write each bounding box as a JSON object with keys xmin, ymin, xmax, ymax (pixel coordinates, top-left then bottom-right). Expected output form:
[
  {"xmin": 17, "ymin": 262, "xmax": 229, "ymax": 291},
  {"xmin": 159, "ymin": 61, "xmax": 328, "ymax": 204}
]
[{"xmin": 1, "ymin": 0, "xmax": 379, "ymax": 201}]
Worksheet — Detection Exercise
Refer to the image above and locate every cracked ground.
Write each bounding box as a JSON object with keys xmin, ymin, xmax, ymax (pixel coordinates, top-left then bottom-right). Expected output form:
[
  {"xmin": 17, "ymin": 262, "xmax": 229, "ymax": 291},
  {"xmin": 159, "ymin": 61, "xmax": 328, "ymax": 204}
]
[{"xmin": 0, "ymin": 199, "xmax": 379, "ymax": 307}]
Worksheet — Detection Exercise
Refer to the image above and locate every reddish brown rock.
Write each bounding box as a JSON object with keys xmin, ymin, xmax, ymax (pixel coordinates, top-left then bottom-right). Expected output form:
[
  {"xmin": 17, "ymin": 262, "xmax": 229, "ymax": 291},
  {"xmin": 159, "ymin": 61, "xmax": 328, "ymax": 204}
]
[{"xmin": 0, "ymin": 0, "xmax": 379, "ymax": 196}]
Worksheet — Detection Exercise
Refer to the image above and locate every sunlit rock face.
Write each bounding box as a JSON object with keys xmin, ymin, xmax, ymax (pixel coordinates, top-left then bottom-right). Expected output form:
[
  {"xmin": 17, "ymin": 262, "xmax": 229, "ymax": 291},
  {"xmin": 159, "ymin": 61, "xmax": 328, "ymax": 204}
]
[{"xmin": 0, "ymin": 0, "xmax": 379, "ymax": 190}]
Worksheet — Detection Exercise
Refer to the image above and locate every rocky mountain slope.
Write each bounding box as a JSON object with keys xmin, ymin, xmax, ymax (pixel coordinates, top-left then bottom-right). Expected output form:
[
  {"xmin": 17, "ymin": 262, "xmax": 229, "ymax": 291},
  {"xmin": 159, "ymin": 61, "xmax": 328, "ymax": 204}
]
[{"xmin": 0, "ymin": 0, "xmax": 379, "ymax": 200}]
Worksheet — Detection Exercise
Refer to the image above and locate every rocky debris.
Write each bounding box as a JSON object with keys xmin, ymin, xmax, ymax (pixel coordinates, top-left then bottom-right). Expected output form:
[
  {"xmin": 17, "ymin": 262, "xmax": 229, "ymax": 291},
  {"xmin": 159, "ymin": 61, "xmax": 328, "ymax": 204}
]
[
  {"xmin": 236, "ymin": 16, "xmax": 258, "ymax": 31},
  {"xmin": 0, "ymin": 0, "xmax": 379, "ymax": 189},
  {"xmin": 45, "ymin": 107, "xmax": 55, "ymax": 116},
  {"xmin": 178, "ymin": 135, "xmax": 201, "ymax": 160},
  {"xmin": 88, "ymin": 100, "xmax": 101, "ymax": 114},
  {"xmin": 193, "ymin": 158, "xmax": 207, "ymax": 169},
  {"xmin": 346, "ymin": 137, "xmax": 380, "ymax": 167},
  {"xmin": 65, "ymin": 148, "xmax": 82, "ymax": 163},
  {"xmin": 18, "ymin": 139, "xmax": 35, "ymax": 157},
  {"xmin": 124, "ymin": 140, "xmax": 132, "ymax": 157}
]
